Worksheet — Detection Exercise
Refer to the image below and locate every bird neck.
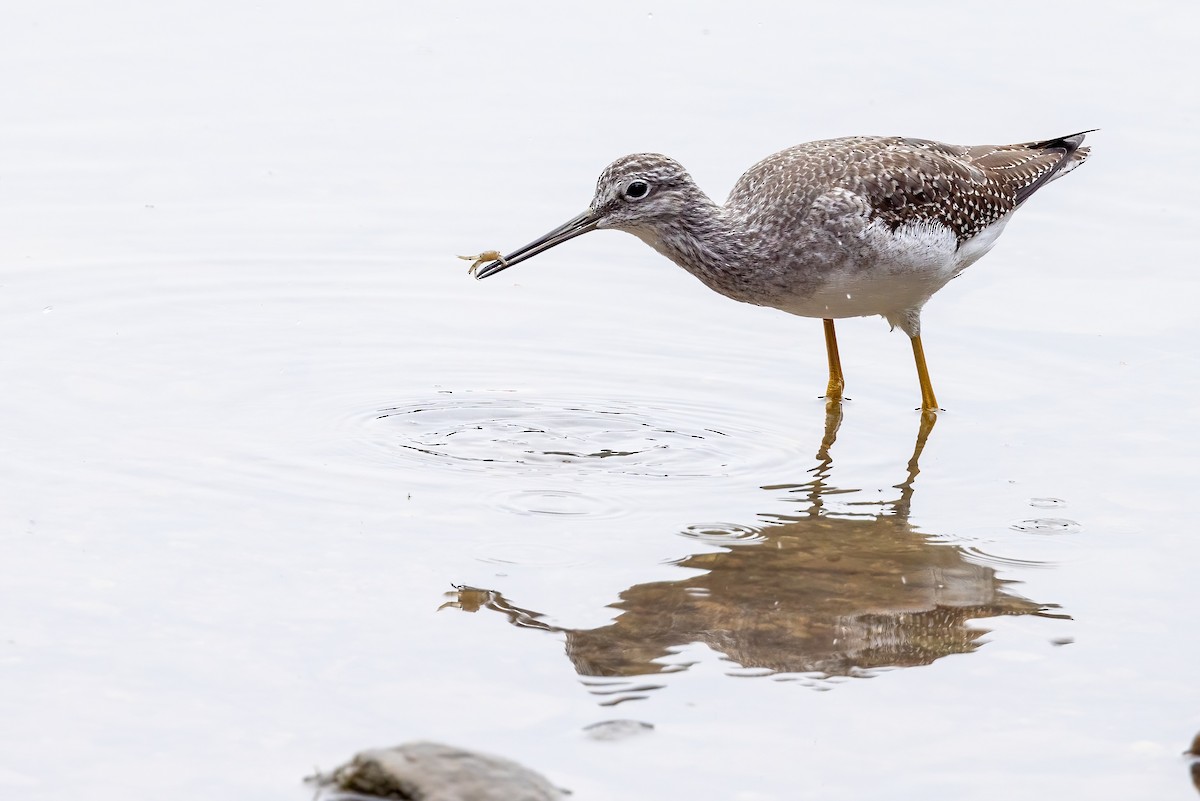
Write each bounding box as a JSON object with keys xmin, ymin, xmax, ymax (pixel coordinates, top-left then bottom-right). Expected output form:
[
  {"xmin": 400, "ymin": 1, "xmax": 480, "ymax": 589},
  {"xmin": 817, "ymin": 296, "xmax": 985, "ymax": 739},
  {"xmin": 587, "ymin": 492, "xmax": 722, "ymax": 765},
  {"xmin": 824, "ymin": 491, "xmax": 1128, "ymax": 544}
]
[{"xmin": 631, "ymin": 198, "xmax": 754, "ymax": 289}]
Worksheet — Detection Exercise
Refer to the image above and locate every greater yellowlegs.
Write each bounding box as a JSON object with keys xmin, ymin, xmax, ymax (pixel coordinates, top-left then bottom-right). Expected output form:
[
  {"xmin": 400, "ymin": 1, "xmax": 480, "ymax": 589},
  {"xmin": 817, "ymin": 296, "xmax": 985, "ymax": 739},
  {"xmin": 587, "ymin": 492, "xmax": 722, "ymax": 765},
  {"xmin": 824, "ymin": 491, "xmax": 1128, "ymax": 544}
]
[{"xmin": 473, "ymin": 132, "xmax": 1091, "ymax": 411}]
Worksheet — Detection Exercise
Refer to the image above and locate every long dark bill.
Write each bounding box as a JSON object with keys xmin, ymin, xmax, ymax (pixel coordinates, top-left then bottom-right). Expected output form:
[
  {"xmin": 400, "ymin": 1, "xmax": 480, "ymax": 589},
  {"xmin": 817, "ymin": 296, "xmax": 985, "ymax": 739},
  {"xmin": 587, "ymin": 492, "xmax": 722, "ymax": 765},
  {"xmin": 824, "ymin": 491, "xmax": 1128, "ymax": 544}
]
[{"xmin": 472, "ymin": 210, "xmax": 600, "ymax": 279}]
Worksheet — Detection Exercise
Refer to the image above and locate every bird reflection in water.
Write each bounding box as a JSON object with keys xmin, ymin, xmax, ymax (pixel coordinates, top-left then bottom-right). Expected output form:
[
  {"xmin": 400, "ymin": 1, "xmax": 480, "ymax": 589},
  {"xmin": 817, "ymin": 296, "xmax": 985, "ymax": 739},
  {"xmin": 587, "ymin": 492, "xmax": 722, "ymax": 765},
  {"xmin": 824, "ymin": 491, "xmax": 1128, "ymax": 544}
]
[
  {"xmin": 442, "ymin": 406, "xmax": 1067, "ymax": 704},
  {"xmin": 1187, "ymin": 731, "xmax": 1200, "ymax": 794}
]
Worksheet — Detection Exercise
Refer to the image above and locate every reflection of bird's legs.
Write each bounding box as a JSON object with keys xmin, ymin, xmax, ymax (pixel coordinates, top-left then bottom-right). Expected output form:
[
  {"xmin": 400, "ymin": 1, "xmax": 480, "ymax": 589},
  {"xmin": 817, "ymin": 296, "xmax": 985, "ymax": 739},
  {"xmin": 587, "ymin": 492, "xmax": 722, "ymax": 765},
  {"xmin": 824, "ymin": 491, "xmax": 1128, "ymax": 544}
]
[
  {"xmin": 808, "ymin": 381, "xmax": 937, "ymax": 517},
  {"xmin": 815, "ymin": 399, "xmax": 844, "ymax": 465},
  {"xmin": 809, "ymin": 321, "xmax": 845, "ymax": 485},
  {"xmin": 822, "ymin": 319, "xmax": 845, "ymax": 401},
  {"xmin": 894, "ymin": 410, "xmax": 938, "ymax": 516},
  {"xmin": 910, "ymin": 410, "xmax": 937, "ymax": 471},
  {"xmin": 801, "ymin": 398, "xmax": 844, "ymax": 522}
]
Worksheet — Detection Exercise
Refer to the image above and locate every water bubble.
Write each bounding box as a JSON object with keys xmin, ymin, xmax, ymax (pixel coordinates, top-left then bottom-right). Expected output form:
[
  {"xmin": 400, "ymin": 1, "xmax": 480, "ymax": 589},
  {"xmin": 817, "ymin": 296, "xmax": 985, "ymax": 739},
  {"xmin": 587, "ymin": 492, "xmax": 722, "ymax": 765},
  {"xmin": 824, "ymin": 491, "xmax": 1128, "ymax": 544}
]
[{"xmin": 1030, "ymin": 497, "xmax": 1065, "ymax": 508}]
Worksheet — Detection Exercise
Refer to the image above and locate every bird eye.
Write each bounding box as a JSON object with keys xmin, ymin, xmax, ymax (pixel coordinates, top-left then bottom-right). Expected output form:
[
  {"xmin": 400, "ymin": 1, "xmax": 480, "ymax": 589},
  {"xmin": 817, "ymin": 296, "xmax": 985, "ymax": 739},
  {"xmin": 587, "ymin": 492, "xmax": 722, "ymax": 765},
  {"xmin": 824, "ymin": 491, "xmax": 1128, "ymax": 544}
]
[{"xmin": 624, "ymin": 180, "xmax": 650, "ymax": 200}]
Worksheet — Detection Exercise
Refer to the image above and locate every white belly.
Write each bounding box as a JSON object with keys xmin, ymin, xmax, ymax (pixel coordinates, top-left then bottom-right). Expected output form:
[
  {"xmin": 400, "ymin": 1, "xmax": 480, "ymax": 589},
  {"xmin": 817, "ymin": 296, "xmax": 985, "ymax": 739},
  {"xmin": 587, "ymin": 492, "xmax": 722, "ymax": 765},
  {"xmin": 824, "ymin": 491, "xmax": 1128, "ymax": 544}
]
[
  {"xmin": 778, "ymin": 214, "xmax": 1012, "ymax": 331},
  {"xmin": 784, "ymin": 267, "xmax": 953, "ymax": 319}
]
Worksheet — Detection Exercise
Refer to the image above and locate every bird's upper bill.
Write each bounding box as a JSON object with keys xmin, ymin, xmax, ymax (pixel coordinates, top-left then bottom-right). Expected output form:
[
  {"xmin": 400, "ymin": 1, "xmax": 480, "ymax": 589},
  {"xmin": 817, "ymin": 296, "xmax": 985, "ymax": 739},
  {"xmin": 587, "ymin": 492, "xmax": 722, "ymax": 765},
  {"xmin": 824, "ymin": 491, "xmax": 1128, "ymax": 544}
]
[{"xmin": 472, "ymin": 210, "xmax": 600, "ymax": 279}]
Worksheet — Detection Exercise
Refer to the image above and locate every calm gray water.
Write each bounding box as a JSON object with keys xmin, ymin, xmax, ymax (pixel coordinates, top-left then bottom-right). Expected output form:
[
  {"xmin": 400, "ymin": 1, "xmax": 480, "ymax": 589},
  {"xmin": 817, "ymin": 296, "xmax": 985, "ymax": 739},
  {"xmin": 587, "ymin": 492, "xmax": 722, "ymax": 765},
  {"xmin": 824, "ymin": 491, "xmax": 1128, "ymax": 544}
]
[{"xmin": 2, "ymin": 2, "xmax": 1199, "ymax": 799}]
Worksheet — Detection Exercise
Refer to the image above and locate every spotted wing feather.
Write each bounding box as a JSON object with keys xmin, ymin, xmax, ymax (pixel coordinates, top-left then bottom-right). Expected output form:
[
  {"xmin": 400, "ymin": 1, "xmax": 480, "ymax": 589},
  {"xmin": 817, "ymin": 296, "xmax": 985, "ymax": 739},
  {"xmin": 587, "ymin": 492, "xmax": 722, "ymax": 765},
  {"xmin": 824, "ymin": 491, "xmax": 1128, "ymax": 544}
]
[{"xmin": 729, "ymin": 133, "xmax": 1091, "ymax": 246}]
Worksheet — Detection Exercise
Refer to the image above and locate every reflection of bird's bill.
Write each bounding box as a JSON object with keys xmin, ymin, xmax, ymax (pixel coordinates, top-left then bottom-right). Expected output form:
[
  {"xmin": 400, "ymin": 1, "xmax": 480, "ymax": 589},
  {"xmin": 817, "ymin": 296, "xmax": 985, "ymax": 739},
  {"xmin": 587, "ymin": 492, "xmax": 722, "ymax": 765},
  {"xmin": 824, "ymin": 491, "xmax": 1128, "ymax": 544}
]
[{"xmin": 473, "ymin": 210, "xmax": 599, "ymax": 279}]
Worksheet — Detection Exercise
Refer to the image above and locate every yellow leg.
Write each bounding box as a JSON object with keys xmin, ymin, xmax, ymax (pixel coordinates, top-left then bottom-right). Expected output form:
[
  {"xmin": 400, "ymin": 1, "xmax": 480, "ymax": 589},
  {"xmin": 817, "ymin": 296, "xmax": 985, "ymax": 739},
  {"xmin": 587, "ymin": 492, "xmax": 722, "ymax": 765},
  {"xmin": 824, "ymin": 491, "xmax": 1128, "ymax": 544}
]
[
  {"xmin": 822, "ymin": 319, "xmax": 844, "ymax": 400},
  {"xmin": 910, "ymin": 335, "xmax": 940, "ymax": 412}
]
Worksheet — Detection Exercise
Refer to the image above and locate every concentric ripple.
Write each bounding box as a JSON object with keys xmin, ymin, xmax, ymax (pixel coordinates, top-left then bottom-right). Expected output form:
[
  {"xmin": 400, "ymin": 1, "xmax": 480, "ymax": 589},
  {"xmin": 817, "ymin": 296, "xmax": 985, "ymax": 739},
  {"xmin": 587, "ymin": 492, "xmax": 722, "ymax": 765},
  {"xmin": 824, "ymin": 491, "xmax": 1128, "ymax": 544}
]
[
  {"xmin": 350, "ymin": 391, "xmax": 792, "ymax": 480},
  {"xmin": 1009, "ymin": 518, "xmax": 1082, "ymax": 534},
  {"xmin": 950, "ymin": 516, "xmax": 1083, "ymax": 571},
  {"xmin": 958, "ymin": 545, "xmax": 1061, "ymax": 570},
  {"xmin": 489, "ymin": 488, "xmax": 623, "ymax": 519},
  {"xmin": 677, "ymin": 522, "xmax": 769, "ymax": 546},
  {"xmin": 473, "ymin": 542, "xmax": 589, "ymax": 568}
]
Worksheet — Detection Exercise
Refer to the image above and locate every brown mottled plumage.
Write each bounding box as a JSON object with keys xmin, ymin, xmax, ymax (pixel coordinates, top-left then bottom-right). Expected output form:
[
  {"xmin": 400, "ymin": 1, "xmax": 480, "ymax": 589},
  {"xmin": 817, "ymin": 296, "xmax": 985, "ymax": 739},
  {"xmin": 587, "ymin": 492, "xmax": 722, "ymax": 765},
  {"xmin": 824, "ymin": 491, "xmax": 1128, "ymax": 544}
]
[
  {"xmin": 474, "ymin": 132, "xmax": 1091, "ymax": 411},
  {"xmin": 733, "ymin": 135, "xmax": 1087, "ymax": 242}
]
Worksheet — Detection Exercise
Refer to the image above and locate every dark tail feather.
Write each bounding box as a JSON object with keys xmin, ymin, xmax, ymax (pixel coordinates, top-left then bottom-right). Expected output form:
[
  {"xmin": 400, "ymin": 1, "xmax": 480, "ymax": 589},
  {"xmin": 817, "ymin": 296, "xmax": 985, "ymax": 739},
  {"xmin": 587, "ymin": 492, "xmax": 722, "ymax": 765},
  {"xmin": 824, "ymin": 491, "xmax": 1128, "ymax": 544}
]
[{"xmin": 1013, "ymin": 129, "xmax": 1095, "ymax": 205}]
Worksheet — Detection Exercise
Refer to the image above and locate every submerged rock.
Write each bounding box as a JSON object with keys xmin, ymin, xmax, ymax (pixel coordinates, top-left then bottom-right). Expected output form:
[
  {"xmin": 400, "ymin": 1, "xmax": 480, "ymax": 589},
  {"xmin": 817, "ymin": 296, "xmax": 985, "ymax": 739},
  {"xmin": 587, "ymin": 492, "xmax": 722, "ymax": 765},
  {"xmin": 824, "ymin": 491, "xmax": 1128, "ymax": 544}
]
[{"xmin": 311, "ymin": 741, "xmax": 567, "ymax": 801}]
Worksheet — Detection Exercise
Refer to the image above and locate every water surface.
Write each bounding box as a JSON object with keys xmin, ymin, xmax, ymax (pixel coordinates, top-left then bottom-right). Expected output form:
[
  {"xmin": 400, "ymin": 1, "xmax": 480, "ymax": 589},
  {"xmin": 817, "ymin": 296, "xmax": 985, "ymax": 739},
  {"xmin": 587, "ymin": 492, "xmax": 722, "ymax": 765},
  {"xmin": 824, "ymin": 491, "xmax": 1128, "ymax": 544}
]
[{"xmin": 2, "ymin": 2, "xmax": 1199, "ymax": 800}]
